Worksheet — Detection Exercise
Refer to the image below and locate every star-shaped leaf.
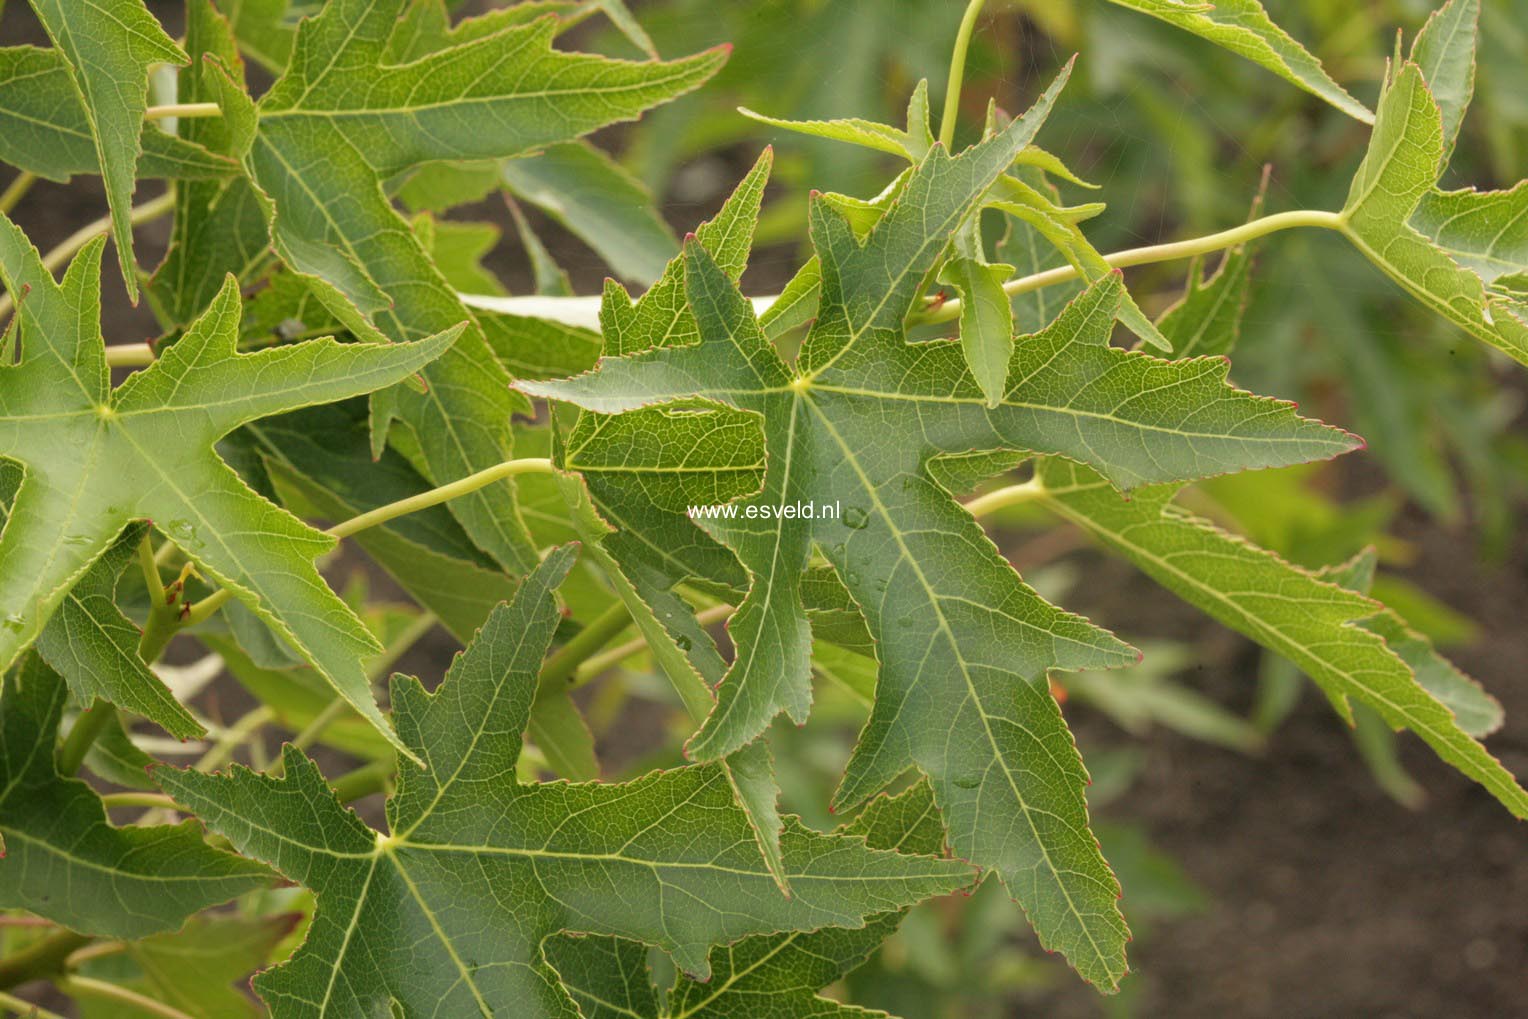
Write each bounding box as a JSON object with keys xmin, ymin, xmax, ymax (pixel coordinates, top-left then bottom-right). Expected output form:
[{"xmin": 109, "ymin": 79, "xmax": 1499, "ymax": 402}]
[
  {"xmin": 0, "ymin": 655, "xmax": 269, "ymax": 938},
  {"xmin": 522, "ymin": 96, "xmax": 1357, "ymax": 988},
  {"xmin": 24, "ymin": 0, "xmax": 189, "ymax": 299},
  {"xmin": 548, "ymin": 780, "xmax": 947, "ymax": 1019},
  {"xmin": 1034, "ymin": 458, "xmax": 1528, "ymax": 818},
  {"xmin": 213, "ymin": 0, "xmax": 726, "ymax": 576},
  {"xmin": 0, "ymin": 213, "xmax": 458, "ymax": 760},
  {"xmin": 158, "ymin": 546, "xmax": 973, "ymax": 1019}
]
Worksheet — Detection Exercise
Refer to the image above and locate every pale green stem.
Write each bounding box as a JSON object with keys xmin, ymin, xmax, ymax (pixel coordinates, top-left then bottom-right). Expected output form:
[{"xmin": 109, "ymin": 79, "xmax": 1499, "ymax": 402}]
[
  {"xmin": 143, "ymin": 102, "xmax": 221, "ymax": 121},
  {"xmin": 327, "ymin": 458, "xmax": 555, "ymax": 540},
  {"xmin": 185, "ymin": 458, "xmax": 556, "ymax": 624},
  {"xmin": 916, "ymin": 208, "xmax": 1345, "ymax": 326},
  {"xmin": 0, "ymin": 190, "xmax": 177, "ymax": 322},
  {"xmin": 331, "ymin": 759, "xmax": 394, "ymax": 802},
  {"xmin": 136, "ymin": 532, "xmax": 162, "ymax": 600},
  {"xmin": 537, "ymin": 601, "xmax": 635, "ymax": 690},
  {"xmin": 100, "ymin": 791, "xmax": 179, "ymax": 810},
  {"xmin": 267, "ymin": 610, "xmax": 435, "ymax": 779},
  {"xmin": 940, "ymin": 0, "xmax": 990, "ymax": 149},
  {"xmin": 569, "ymin": 602, "xmax": 734, "ymax": 690},
  {"xmin": 105, "ymin": 343, "xmax": 155, "ymax": 367},
  {"xmin": 0, "ymin": 172, "xmax": 35, "ymax": 215},
  {"xmin": 56, "ymin": 703, "xmax": 114, "ymax": 776},
  {"xmin": 963, "ymin": 477, "xmax": 1047, "ymax": 518},
  {"xmin": 194, "ymin": 705, "xmax": 276, "ymax": 772},
  {"xmin": 59, "ymin": 975, "xmax": 195, "ymax": 1019},
  {"xmin": 463, "ymin": 210, "xmax": 1346, "ymax": 334},
  {"xmin": 0, "ymin": 990, "xmax": 68, "ymax": 1019}
]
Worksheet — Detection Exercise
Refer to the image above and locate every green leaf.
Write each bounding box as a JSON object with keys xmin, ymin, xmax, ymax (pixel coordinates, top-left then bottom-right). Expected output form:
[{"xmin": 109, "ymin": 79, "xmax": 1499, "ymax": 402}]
[
  {"xmin": 996, "ymin": 171, "xmax": 1082, "ymax": 335},
  {"xmin": 522, "ymin": 83, "xmax": 1357, "ymax": 988},
  {"xmin": 988, "ymin": 171, "xmax": 1171, "ymax": 351},
  {"xmin": 740, "ymin": 78, "xmax": 933, "ymax": 161},
  {"xmin": 501, "ymin": 141, "xmax": 679, "ymax": 285},
  {"xmin": 937, "ymin": 255, "xmax": 1016, "ymax": 408},
  {"xmin": 240, "ymin": 401, "xmax": 518, "ymax": 645},
  {"xmin": 1340, "ymin": 61, "xmax": 1528, "ymax": 365},
  {"xmin": 159, "ymin": 547, "xmax": 972, "ymax": 1018},
  {"xmin": 554, "ymin": 471, "xmax": 788, "ymax": 888},
  {"xmin": 25, "ymin": 0, "xmax": 189, "ymax": 299},
  {"xmin": 1104, "ymin": 0, "xmax": 1372, "ymax": 123},
  {"xmin": 395, "ymin": 160, "xmax": 502, "ymax": 216},
  {"xmin": 412, "ymin": 215, "xmax": 507, "ymax": 297},
  {"xmin": 0, "ymin": 655, "xmax": 269, "ymax": 938},
  {"xmin": 74, "ymin": 912, "xmax": 297, "ymax": 1019},
  {"xmin": 227, "ymin": 0, "xmax": 725, "ymax": 575},
  {"xmin": 0, "ymin": 46, "xmax": 232, "ymax": 186},
  {"xmin": 0, "ymin": 220, "xmax": 457, "ymax": 761},
  {"xmin": 34, "ymin": 523, "xmax": 201, "ymax": 738},
  {"xmin": 549, "ymin": 780, "xmax": 947, "ymax": 1019},
  {"xmin": 1152, "ymin": 244, "xmax": 1253, "ymax": 358},
  {"xmin": 1317, "ymin": 548, "xmax": 1502, "ymax": 740},
  {"xmin": 147, "ymin": 0, "xmax": 272, "ymax": 332},
  {"xmin": 1035, "ymin": 458, "xmax": 1528, "ymax": 819},
  {"xmin": 555, "ymin": 149, "xmax": 774, "ymax": 612},
  {"xmin": 1410, "ymin": 0, "xmax": 1479, "ymax": 158},
  {"xmin": 223, "ymin": 0, "xmax": 318, "ymax": 73},
  {"xmin": 3, "ymin": 470, "xmax": 191, "ymax": 737}
]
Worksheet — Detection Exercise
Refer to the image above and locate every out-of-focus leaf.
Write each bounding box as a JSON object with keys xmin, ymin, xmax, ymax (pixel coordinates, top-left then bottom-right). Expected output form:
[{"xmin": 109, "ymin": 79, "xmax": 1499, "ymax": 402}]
[
  {"xmin": 1104, "ymin": 0, "xmax": 1372, "ymax": 122},
  {"xmin": 1037, "ymin": 458, "xmax": 1527, "ymax": 818},
  {"xmin": 75, "ymin": 913, "xmax": 298, "ymax": 1019},
  {"xmin": 501, "ymin": 141, "xmax": 679, "ymax": 285},
  {"xmin": 147, "ymin": 0, "xmax": 270, "ymax": 333}
]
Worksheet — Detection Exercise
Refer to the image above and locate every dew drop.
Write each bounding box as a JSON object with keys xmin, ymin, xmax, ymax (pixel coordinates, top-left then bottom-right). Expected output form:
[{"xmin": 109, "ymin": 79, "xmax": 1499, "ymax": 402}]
[
  {"xmin": 843, "ymin": 506, "xmax": 869, "ymax": 530},
  {"xmin": 165, "ymin": 519, "xmax": 201, "ymax": 549},
  {"xmin": 674, "ymin": 635, "xmax": 693, "ymax": 652}
]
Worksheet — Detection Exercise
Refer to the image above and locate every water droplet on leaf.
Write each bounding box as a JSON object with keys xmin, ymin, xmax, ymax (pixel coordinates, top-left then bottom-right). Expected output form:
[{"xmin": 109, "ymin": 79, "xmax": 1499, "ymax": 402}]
[{"xmin": 165, "ymin": 519, "xmax": 201, "ymax": 549}]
